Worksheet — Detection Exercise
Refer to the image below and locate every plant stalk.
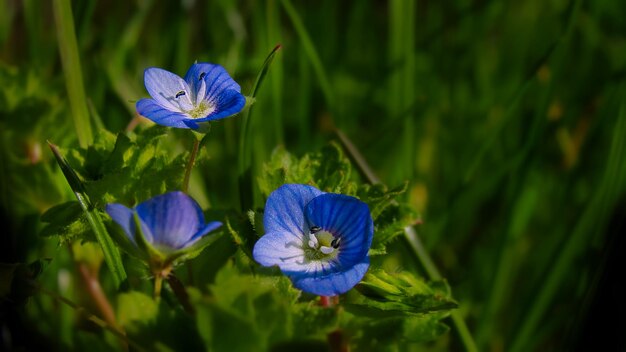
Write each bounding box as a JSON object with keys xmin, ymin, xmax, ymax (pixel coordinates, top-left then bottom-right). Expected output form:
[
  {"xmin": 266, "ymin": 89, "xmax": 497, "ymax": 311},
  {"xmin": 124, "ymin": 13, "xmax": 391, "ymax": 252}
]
[{"xmin": 182, "ymin": 138, "xmax": 201, "ymax": 194}]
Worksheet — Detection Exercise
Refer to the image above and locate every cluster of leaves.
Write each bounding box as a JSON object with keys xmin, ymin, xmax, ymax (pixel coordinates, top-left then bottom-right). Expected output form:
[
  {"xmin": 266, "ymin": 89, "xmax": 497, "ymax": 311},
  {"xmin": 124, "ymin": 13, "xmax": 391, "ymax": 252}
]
[
  {"xmin": 345, "ymin": 270, "xmax": 456, "ymax": 348},
  {"xmin": 39, "ymin": 126, "xmax": 188, "ymax": 244},
  {"xmin": 111, "ymin": 264, "xmax": 456, "ymax": 351}
]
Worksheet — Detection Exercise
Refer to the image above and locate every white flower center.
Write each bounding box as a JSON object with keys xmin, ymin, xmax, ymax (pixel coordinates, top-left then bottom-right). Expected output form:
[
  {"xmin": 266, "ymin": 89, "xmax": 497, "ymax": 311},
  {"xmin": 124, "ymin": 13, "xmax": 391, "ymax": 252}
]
[
  {"xmin": 305, "ymin": 226, "xmax": 341, "ymax": 260},
  {"xmin": 173, "ymin": 77, "xmax": 216, "ymax": 119}
]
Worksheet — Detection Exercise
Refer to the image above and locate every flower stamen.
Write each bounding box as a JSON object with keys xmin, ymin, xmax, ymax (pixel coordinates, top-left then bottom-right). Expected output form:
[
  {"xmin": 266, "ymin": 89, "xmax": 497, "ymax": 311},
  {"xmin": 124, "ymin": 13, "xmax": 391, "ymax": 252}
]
[{"xmin": 305, "ymin": 226, "xmax": 340, "ymax": 259}]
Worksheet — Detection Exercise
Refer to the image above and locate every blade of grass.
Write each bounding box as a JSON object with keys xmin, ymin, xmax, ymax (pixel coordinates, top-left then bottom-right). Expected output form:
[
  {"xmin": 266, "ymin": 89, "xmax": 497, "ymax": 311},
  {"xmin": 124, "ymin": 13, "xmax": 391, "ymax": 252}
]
[
  {"xmin": 389, "ymin": 0, "xmax": 416, "ymax": 183},
  {"xmin": 48, "ymin": 142, "xmax": 127, "ymax": 288},
  {"xmin": 266, "ymin": 0, "xmax": 284, "ymax": 145},
  {"xmin": 238, "ymin": 44, "xmax": 282, "ymax": 211},
  {"xmin": 510, "ymin": 87, "xmax": 626, "ymax": 352},
  {"xmin": 335, "ymin": 129, "xmax": 478, "ymax": 352},
  {"xmin": 53, "ymin": 0, "xmax": 93, "ymax": 148},
  {"xmin": 281, "ymin": 0, "xmax": 334, "ymax": 110}
]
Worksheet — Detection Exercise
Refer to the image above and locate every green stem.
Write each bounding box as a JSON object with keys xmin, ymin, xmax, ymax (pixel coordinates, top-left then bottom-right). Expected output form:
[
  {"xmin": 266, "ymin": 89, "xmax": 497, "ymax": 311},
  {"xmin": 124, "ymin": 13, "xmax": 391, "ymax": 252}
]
[
  {"xmin": 334, "ymin": 129, "xmax": 478, "ymax": 352},
  {"xmin": 52, "ymin": 0, "xmax": 93, "ymax": 147},
  {"xmin": 182, "ymin": 138, "xmax": 200, "ymax": 194},
  {"xmin": 154, "ymin": 274, "xmax": 163, "ymax": 302},
  {"xmin": 238, "ymin": 44, "xmax": 282, "ymax": 211}
]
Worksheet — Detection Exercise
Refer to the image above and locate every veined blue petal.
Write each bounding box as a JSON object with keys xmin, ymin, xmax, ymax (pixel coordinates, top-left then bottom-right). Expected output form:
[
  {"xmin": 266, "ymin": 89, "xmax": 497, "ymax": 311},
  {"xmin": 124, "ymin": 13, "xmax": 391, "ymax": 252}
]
[
  {"xmin": 200, "ymin": 64, "xmax": 242, "ymax": 98},
  {"xmin": 105, "ymin": 203, "xmax": 153, "ymax": 244},
  {"xmin": 136, "ymin": 99, "xmax": 194, "ymax": 129},
  {"xmin": 290, "ymin": 258, "xmax": 370, "ymax": 296},
  {"xmin": 263, "ymin": 184, "xmax": 324, "ymax": 240},
  {"xmin": 187, "ymin": 221, "xmax": 222, "ymax": 245},
  {"xmin": 194, "ymin": 89, "xmax": 246, "ymax": 122},
  {"xmin": 105, "ymin": 203, "xmax": 135, "ymax": 244},
  {"xmin": 253, "ymin": 231, "xmax": 307, "ymax": 271},
  {"xmin": 135, "ymin": 191, "xmax": 204, "ymax": 249},
  {"xmin": 183, "ymin": 63, "xmax": 221, "ymax": 100},
  {"xmin": 144, "ymin": 68, "xmax": 193, "ymax": 112},
  {"xmin": 304, "ymin": 193, "xmax": 373, "ymax": 267}
]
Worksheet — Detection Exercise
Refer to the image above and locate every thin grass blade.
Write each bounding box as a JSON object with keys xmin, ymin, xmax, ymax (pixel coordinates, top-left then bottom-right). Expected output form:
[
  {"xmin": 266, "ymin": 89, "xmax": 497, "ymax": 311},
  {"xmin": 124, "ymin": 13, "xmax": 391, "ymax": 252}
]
[{"xmin": 48, "ymin": 142, "xmax": 127, "ymax": 288}]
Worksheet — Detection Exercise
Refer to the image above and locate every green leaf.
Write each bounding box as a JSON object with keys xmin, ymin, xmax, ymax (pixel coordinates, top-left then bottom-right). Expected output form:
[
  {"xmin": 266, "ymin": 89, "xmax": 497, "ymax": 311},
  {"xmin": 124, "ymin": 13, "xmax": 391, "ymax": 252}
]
[
  {"xmin": 117, "ymin": 291, "xmax": 203, "ymax": 351},
  {"xmin": 39, "ymin": 201, "xmax": 91, "ymax": 243},
  {"xmin": 258, "ymin": 142, "xmax": 357, "ymax": 198},
  {"xmin": 48, "ymin": 141, "xmax": 127, "ymax": 288},
  {"xmin": 117, "ymin": 291, "xmax": 159, "ymax": 334},
  {"xmin": 347, "ymin": 269, "xmax": 457, "ymax": 316},
  {"xmin": 190, "ymin": 264, "xmax": 336, "ymax": 351},
  {"xmin": 342, "ymin": 269, "xmax": 455, "ymax": 345}
]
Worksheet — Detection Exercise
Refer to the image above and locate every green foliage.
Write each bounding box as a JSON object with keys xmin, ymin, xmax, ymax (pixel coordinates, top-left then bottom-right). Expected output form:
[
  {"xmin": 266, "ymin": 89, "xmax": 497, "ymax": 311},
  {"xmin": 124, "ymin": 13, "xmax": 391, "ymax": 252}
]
[
  {"xmin": 40, "ymin": 127, "xmax": 186, "ymax": 244},
  {"xmin": 117, "ymin": 291, "xmax": 204, "ymax": 351},
  {"xmin": 66, "ymin": 126, "xmax": 186, "ymax": 207},
  {"xmin": 47, "ymin": 141, "xmax": 126, "ymax": 287},
  {"xmin": 190, "ymin": 264, "xmax": 339, "ymax": 351},
  {"xmin": 339, "ymin": 269, "xmax": 454, "ymax": 347},
  {"xmin": 39, "ymin": 201, "xmax": 90, "ymax": 243},
  {"xmin": 259, "ymin": 142, "xmax": 356, "ymax": 196},
  {"xmin": 4, "ymin": 0, "xmax": 624, "ymax": 351}
]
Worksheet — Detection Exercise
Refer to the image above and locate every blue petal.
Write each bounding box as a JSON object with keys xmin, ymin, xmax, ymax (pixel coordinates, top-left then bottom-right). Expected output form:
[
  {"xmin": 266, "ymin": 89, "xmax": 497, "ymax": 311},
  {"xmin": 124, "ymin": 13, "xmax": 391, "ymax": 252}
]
[
  {"xmin": 263, "ymin": 184, "xmax": 324, "ymax": 241},
  {"xmin": 136, "ymin": 99, "xmax": 195, "ymax": 129},
  {"xmin": 106, "ymin": 203, "xmax": 136, "ymax": 245},
  {"xmin": 194, "ymin": 63, "xmax": 241, "ymax": 96},
  {"xmin": 253, "ymin": 231, "xmax": 306, "ymax": 271},
  {"xmin": 192, "ymin": 89, "xmax": 246, "ymax": 123},
  {"xmin": 105, "ymin": 203, "xmax": 153, "ymax": 244},
  {"xmin": 186, "ymin": 221, "xmax": 223, "ymax": 245},
  {"xmin": 143, "ymin": 67, "xmax": 193, "ymax": 111},
  {"xmin": 304, "ymin": 193, "xmax": 373, "ymax": 267},
  {"xmin": 290, "ymin": 257, "xmax": 370, "ymax": 296},
  {"xmin": 183, "ymin": 63, "xmax": 240, "ymax": 98},
  {"xmin": 135, "ymin": 191, "xmax": 204, "ymax": 249}
]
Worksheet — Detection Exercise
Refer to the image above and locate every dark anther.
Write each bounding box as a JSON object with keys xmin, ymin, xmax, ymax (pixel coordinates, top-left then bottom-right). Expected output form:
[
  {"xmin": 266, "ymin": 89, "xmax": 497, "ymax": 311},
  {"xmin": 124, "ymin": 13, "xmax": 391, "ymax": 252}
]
[
  {"xmin": 199, "ymin": 72, "xmax": 206, "ymax": 80},
  {"xmin": 175, "ymin": 91, "xmax": 186, "ymax": 98},
  {"xmin": 309, "ymin": 226, "xmax": 321, "ymax": 234},
  {"xmin": 331, "ymin": 237, "xmax": 341, "ymax": 249}
]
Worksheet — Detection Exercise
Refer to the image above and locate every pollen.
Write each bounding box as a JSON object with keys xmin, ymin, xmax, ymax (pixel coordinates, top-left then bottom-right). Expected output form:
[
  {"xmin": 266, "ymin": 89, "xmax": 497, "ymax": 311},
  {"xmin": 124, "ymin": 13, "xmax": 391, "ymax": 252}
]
[
  {"xmin": 305, "ymin": 228, "xmax": 340, "ymax": 261},
  {"xmin": 187, "ymin": 101, "xmax": 215, "ymax": 119}
]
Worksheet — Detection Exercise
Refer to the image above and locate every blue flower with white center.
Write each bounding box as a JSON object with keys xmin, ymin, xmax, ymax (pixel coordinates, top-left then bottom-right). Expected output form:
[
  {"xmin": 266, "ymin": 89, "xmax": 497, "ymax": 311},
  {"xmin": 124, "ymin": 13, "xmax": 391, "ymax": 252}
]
[
  {"xmin": 253, "ymin": 184, "xmax": 374, "ymax": 296},
  {"xmin": 106, "ymin": 191, "xmax": 222, "ymax": 268},
  {"xmin": 136, "ymin": 63, "xmax": 246, "ymax": 130}
]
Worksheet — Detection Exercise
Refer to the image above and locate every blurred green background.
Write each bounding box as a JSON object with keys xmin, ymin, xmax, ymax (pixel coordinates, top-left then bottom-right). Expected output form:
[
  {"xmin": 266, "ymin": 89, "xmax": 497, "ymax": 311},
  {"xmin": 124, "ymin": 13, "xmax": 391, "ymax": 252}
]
[{"xmin": 1, "ymin": 0, "xmax": 625, "ymax": 350}]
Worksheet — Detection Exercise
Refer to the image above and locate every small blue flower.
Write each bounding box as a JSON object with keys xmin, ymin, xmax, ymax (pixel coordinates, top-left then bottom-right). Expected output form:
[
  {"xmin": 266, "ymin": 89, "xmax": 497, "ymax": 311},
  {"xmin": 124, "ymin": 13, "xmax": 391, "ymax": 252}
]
[
  {"xmin": 253, "ymin": 184, "xmax": 373, "ymax": 296},
  {"xmin": 136, "ymin": 63, "xmax": 246, "ymax": 130},
  {"xmin": 106, "ymin": 191, "xmax": 222, "ymax": 262}
]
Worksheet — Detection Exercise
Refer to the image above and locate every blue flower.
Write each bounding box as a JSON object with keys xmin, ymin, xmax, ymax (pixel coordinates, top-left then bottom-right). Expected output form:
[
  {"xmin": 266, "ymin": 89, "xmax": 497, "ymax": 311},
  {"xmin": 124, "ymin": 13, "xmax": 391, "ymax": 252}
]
[
  {"xmin": 136, "ymin": 63, "xmax": 246, "ymax": 130},
  {"xmin": 106, "ymin": 191, "xmax": 222, "ymax": 264},
  {"xmin": 253, "ymin": 184, "xmax": 373, "ymax": 296}
]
